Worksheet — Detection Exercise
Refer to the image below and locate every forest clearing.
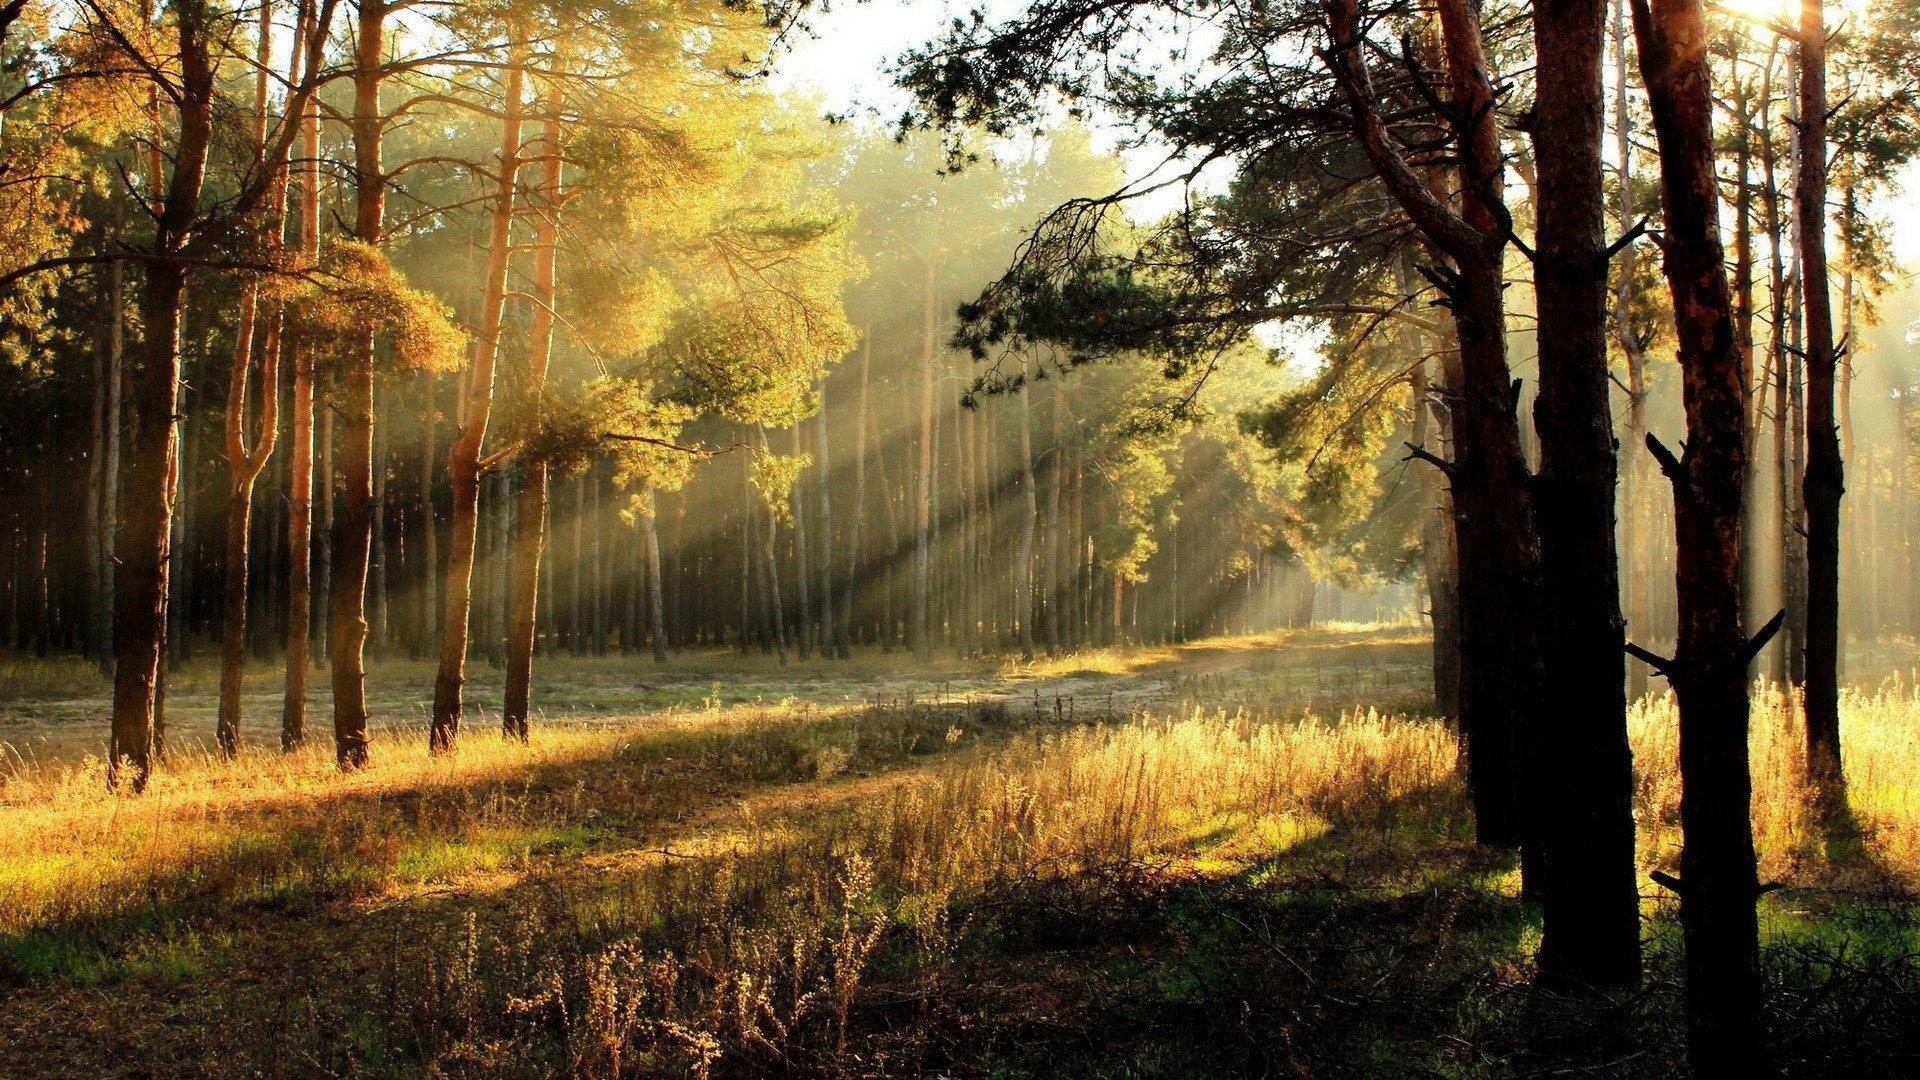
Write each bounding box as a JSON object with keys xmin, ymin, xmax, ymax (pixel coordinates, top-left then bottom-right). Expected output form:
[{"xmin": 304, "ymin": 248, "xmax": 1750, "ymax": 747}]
[
  {"xmin": 4, "ymin": 0, "xmax": 1920, "ymax": 1068},
  {"xmin": 3, "ymin": 630, "xmax": 1920, "ymax": 1077}
]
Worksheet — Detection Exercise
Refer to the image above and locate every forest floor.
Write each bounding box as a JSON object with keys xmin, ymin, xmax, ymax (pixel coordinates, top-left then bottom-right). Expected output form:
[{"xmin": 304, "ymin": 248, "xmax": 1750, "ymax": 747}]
[{"xmin": 3, "ymin": 630, "xmax": 1920, "ymax": 1078}]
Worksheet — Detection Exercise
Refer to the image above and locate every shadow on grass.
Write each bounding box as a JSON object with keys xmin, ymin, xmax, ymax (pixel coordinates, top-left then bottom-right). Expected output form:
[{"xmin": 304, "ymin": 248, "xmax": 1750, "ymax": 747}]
[{"xmin": 0, "ymin": 697, "xmax": 1042, "ymax": 989}]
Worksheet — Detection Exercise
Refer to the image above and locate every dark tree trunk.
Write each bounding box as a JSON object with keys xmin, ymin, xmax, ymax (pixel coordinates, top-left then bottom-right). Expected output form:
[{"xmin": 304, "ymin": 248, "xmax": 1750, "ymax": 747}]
[
  {"xmin": 1795, "ymin": 0, "xmax": 1843, "ymax": 796},
  {"xmin": 1528, "ymin": 0, "xmax": 1640, "ymax": 987},
  {"xmin": 108, "ymin": 0, "xmax": 219, "ymax": 791},
  {"xmin": 1325, "ymin": 0, "xmax": 1540, "ymax": 857},
  {"xmin": 1632, "ymin": 0, "xmax": 1770, "ymax": 1067}
]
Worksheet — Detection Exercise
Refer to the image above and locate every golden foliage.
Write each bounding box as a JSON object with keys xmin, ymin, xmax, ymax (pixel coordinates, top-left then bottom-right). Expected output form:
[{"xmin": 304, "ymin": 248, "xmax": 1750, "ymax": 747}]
[{"xmin": 288, "ymin": 241, "xmax": 465, "ymax": 374}]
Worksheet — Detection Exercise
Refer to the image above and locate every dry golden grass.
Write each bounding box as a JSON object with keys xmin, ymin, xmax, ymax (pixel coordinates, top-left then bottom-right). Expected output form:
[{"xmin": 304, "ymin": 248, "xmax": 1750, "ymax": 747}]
[
  {"xmin": 1632, "ymin": 676, "xmax": 1920, "ymax": 886},
  {"xmin": 9, "ymin": 663, "xmax": 1920, "ymax": 954},
  {"xmin": 5, "ymin": 639, "xmax": 1920, "ymax": 1075}
]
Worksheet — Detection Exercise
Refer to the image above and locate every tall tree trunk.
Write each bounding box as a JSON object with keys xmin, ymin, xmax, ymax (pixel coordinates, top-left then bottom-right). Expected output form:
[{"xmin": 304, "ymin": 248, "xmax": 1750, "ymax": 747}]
[
  {"xmin": 755, "ymin": 428, "xmax": 790, "ymax": 663},
  {"xmin": 1443, "ymin": 4, "xmax": 1541, "ymax": 860},
  {"xmin": 1615, "ymin": 0, "xmax": 1654, "ymax": 700},
  {"xmin": 912, "ymin": 266, "xmax": 936, "ymax": 659},
  {"xmin": 218, "ymin": 3, "xmax": 291, "ymax": 758},
  {"xmin": 503, "ymin": 74, "xmax": 563, "ymax": 739},
  {"xmin": 1837, "ymin": 187, "xmax": 1858, "ymax": 645},
  {"xmin": 642, "ymin": 487, "xmax": 668, "ymax": 663},
  {"xmin": 815, "ymin": 375, "xmax": 842, "ymax": 658},
  {"xmin": 1530, "ymin": 0, "xmax": 1640, "ymax": 986},
  {"xmin": 1016, "ymin": 355, "xmax": 1039, "ymax": 662},
  {"xmin": 1760, "ymin": 56, "xmax": 1793, "ymax": 684},
  {"xmin": 1796, "ymin": 0, "xmax": 1843, "ymax": 795},
  {"xmin": 1046, "ymin": 378, "xmax": 1064, "ymax": 656},
  {"xmin": 330, "ymin": 0, "xmax": 385, "ymax": 769},
  {"xmin": 791, "ymin": 425, "xmax": 815, "ymax": 659},
  {"xmin": 95, "ymin": 197, "xmax": 126, "ymax": 672},
  {"xmin": 1732, "ymin": 52, "xmax": 1765, "ymax": 639},
  {"xmin": 839, "ymin": 335, "xmax": 870, "ymax": 657},
  {"xmin": 1632, "ymin": 0, "xmax": 1770, "ymax": 1066},
  {"xmin": 283, "ymin": 51, "xmax": 320, "ymax": 750},
  {"xmin": 1326, "ymin": 0, "xmax": 1539, "ymax": 855},
  {"xmin": 108, "ymin": 0, "xmax": 218, "ymax": 791},
  {"xmin": 433, "ymin": 42, "xmax": 526, "ymax": 752}
]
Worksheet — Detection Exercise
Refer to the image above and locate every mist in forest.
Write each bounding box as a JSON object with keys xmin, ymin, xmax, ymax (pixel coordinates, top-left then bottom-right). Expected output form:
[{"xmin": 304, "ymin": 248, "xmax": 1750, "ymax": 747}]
[{"xmin": 2, "ymin": 0, "xmax": 1920, "ymax": 1073}]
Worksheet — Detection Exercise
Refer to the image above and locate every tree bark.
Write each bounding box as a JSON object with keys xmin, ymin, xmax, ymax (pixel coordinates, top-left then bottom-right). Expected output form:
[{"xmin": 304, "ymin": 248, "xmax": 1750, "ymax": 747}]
[
  {"xmin": 1016, "ymin": 354, "xmax": 1039, "ymax": 662},
  {"xmin": 330, "ymin": 0, "xmax": 385, "ymax": 769},
  {"xmin": 912, "ymin": 267, "xmax": 936, "ymax": 659},
  {"xmin": 1529, "ymin": 0, "xmax": 1641, "ymax": 986},
  {"xmin": 1632, "ymin": 0, "xmax": 1770, "ymax": 1066},
  {"xmin": 108, "ymin": 0, "xmax": 218, "ymax": 792},
  {"xmin": 283, "ymin": 44, "xmax": 320, "ymax": 750},
  {"xmin": 815, "ymin": 375, "xmax": 843, "ymax": 657},
  {"xmin": 503, "ymin": 72, "xmax": 563, "ymax": 739},
  {"xmin": 1325, "ymin": 0, "xmax": 1540, "ymax": 853},
  {"xmin": 1614, "ymin": 0, "xmax": 1654, "ymax": 701},
  {"xmin": 218, "ymin": 1, "xmax": 290, "ymax": 758},
  {"xmin": 839, "ymin": 335, "xmax": 870, "ymax": 657},
  {"xmin": 433, "ymin": 41, "xmax": 526, "ymax": 752},
  {"xmin": 1796, "ymin": 0, "xmax": 1844, "ymax": 796},
  {"xmin": 791, "ymin": 424, "xmax": 815, "ymax": 659},
  {"xmin": 642, "ymin": 487, "xmax": 668, "ymax": 663}
]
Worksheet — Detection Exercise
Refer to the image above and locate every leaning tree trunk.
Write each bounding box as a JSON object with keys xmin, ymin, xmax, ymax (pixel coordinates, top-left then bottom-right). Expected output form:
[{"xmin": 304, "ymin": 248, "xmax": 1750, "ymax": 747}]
[
  {"xmin": 503, "ymin": 73, "xmax": 562, "ymax": 740},
  {"xmin": 1529, "ymin": 0, "xmax": 1640, "ymax": 987},
  {"xmin": 1632, "ymin": 0, "xmax": 1771, "ymax": 1067},
  {"xmin": 434, "ymin": 42, "xmax": 526, "ymax": 753},
  {"xmin": 1796, "ymin": 0, "xmax": 1844, "ymax": 796}
]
